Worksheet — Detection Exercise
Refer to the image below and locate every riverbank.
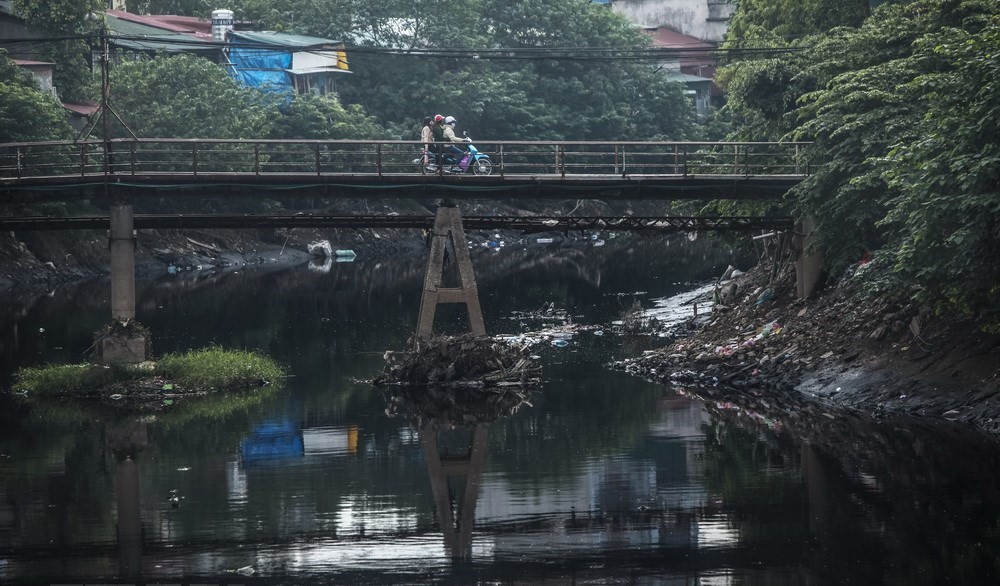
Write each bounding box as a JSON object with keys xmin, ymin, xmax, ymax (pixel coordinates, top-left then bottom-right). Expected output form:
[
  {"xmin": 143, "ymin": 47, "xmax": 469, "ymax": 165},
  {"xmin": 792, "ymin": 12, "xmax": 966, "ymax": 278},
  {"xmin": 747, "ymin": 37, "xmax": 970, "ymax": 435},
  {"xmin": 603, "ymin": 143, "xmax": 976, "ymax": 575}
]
[{"xmin": 614, "ymin": 257, "xmax": 1000, "ymax": 435}]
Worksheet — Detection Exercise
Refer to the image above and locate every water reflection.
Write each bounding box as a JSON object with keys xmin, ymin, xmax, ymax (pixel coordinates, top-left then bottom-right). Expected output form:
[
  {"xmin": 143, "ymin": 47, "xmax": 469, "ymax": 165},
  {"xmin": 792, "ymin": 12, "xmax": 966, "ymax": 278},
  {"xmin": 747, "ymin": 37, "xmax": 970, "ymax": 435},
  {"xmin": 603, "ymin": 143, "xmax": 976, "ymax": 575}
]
[
  {"xmin": 3, "ymin": 242, "xmax": 1000, "ymax": 584},
  {"xmin": 420, "ymin": 424, "xmax": 488, "ymax": 561},
  {"xmin": 105, "ymin": 420, "xmax": 147, "ymax": 579}
]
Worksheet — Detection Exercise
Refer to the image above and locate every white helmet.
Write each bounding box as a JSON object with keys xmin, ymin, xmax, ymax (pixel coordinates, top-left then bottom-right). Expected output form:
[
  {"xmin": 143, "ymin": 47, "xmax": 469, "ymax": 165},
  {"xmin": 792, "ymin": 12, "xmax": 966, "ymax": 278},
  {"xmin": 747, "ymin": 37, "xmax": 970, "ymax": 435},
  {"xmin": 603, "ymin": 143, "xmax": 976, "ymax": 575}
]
[{"xmin": 444, "ymin": 116, "xmax": 456, "ymax": 125}]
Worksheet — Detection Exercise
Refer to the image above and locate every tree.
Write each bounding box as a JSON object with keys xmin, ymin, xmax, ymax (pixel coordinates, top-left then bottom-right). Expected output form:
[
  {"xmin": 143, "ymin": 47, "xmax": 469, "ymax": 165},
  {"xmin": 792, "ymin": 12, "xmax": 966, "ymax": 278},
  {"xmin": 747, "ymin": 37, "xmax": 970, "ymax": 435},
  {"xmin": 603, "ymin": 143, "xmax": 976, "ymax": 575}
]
[
  {"xmin": 882, "ymin": 9, "xmax": 1000, "ymax": 327},
  {"xmin": 268, "ymin": 94, "xmax": 390, "ymax": 140},
  {"xmin": 226, "ymin": 0, "xmax": 699, "ymax": 141},
  {"xmin": 108, "ymin": 53, "xmax": 273, "ymax": 138},
  {"xmin": 11, "ymin": 0, "xmax": 103, "ymax": 102},
  {"xmin": 721, "ymin": 0, "xmax": 1000, "ymax": 328},
  {"xmin": 0, "ymin": 52, "xmax": 72, "ymax": 142}
]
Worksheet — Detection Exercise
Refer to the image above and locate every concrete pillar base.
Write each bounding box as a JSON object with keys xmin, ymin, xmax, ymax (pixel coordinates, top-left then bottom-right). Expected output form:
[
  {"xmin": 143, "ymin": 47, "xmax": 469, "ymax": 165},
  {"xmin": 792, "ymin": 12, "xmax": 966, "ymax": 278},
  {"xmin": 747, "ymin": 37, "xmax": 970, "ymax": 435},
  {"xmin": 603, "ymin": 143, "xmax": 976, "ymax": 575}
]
[
  {"xmin": 96, "ymin": 333, "xmax": 148, "ymax": 364},
  {"xmin": 794, "ymin": 217, "xmax": 823, "ymax": 299}
]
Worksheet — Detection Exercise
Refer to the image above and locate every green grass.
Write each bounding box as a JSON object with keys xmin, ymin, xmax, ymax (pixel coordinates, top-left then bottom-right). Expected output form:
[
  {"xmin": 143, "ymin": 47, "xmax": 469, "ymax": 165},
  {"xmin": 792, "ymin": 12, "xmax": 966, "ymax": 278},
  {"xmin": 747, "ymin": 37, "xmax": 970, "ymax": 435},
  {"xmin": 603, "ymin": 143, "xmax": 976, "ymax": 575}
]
[
  {"xmin": 156, "ymin": 347, "xmax": 284, "ymax": 392},
  {"xmin": 12, "ymin": 363, "xmax": 145, "ymax": 395},
  {"xmin": 11, "ymin": 347, "xmax": 283, "ymax": 396}
]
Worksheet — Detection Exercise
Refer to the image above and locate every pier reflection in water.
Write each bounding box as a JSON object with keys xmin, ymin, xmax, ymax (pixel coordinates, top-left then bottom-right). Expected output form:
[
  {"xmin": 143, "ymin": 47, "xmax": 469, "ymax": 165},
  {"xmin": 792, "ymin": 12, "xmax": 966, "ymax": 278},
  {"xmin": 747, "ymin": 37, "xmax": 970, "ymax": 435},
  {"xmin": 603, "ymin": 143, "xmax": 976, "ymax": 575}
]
[{"xmin": 0, "ymin": 239, "xmax": 999, "ymax": 584}]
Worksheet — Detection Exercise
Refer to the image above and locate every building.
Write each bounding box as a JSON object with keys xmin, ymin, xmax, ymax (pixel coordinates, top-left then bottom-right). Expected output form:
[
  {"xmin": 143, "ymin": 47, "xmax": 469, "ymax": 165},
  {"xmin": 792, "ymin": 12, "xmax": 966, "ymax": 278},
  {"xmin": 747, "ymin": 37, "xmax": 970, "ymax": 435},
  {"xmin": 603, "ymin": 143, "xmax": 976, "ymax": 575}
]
[
  {"xmin": 597, "ymin": 1, "xmax": 734, "ymax": 115},
  {"xmin": 227, "ymin": 31, "xmax": 350, "ymax": 96},
  {"xmin": 642, "ymin": 26, "xmax": 720, "ymax": 116},
  {"xmin": 103, "ymin": 10, "xmax": 350, "ymax": 96},
  {"xmin": 609, "ymin": 0, "xmax": 735, "ymax": 43}
]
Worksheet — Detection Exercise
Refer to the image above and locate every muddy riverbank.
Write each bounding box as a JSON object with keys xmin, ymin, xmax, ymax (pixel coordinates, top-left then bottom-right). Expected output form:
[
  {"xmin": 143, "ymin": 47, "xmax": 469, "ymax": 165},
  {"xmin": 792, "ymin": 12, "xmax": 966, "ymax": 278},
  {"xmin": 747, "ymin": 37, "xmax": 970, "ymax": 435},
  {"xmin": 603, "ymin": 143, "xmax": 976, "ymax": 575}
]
[{"xmin": 614, "ymin": 258, "xmax": 1000, "ymax": 435}]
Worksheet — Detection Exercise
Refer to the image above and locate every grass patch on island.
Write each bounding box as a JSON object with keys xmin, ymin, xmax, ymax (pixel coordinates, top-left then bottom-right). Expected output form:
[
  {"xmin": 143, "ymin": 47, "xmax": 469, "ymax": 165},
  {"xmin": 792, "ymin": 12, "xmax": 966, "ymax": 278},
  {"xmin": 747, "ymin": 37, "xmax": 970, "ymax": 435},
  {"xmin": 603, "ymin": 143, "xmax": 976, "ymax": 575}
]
[
  {"xmin": 157, "ymin": 347, "xmax": 284, "ymax": 392},
  {"xmin": 12, "ymin": 363, "xmax": 147, "ymax": 395},
  {"xmin": 10, "ymin": 347, "xmax": 284, "ymax": 416}
]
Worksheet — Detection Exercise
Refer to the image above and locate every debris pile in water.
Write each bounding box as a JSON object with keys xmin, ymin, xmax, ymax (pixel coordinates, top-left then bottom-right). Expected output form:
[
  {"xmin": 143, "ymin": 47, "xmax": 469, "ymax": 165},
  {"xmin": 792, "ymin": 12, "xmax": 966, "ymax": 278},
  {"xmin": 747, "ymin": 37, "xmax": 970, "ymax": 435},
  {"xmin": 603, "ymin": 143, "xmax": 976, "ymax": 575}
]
[
  {"xmin": 381, "ymin": 383, "xmax": 533, "ymax": 427},
  {"xmin": 376, "ymin": 335, "xmax": 540, "ymax": 387},
  {"xmin": 375, "ymin": 335, "xmax": 537, "ymax": 427}
]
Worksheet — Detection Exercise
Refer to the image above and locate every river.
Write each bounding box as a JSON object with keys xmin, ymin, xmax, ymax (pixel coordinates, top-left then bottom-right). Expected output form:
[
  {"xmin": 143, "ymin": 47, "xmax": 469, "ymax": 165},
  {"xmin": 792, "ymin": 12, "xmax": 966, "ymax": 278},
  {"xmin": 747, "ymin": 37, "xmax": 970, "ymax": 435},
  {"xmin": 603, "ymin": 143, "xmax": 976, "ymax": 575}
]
[{"xmin": 1, "ymin": 237, "xmax": 998, "ymax": 585}]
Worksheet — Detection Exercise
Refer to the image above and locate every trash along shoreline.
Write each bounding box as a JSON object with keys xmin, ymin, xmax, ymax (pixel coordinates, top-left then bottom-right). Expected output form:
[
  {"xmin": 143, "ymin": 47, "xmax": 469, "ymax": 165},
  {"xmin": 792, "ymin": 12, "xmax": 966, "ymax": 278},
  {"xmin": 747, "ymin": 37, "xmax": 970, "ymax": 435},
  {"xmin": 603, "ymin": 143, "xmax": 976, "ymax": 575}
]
[{"xmin": 612, "ymin": 257, "xmax": 1000, "ymax": 436}]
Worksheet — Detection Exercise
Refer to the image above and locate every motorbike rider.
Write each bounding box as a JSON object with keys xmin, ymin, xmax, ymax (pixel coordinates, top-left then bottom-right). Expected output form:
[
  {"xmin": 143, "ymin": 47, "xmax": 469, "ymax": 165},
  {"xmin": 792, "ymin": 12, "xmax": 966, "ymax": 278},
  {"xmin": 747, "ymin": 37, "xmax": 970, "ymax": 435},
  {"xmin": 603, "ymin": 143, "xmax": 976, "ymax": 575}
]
[{"xmin": 442, "ymin": 115, "xmax": 471, "ymax": 169}]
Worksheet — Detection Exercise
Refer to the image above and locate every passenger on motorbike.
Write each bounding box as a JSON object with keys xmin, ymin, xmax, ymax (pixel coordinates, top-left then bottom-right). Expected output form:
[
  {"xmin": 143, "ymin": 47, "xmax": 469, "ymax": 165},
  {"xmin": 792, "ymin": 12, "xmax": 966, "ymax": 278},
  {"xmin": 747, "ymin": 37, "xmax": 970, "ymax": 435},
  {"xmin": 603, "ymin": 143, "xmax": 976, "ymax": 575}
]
[{"xmin": 430, "ymin": 114, "xmax": 446, "ymax": 168}]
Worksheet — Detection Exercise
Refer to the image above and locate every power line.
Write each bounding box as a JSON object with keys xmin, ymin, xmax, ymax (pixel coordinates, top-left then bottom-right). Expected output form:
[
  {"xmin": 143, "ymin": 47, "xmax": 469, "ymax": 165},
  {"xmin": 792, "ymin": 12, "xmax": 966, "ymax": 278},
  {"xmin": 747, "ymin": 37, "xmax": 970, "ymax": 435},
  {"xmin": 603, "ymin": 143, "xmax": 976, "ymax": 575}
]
[{"xmin": 2, "ymin": 32, "xmax": 809, "ymax": 62}]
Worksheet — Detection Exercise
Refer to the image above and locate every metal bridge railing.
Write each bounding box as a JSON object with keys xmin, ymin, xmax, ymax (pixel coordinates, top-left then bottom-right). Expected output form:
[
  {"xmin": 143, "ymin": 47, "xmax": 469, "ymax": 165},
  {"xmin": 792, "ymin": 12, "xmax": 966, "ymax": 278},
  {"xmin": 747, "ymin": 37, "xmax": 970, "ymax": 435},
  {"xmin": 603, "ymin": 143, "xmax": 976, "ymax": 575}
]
[{"xmin": 0, "ymin": 139, "xmax": 812, "ymax": 180}]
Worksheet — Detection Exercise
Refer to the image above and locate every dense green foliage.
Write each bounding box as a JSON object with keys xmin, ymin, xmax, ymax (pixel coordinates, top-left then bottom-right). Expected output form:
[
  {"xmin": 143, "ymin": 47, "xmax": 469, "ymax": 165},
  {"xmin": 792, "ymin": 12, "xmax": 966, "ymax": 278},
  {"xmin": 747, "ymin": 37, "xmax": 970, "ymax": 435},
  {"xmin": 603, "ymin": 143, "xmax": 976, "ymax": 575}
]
[
  {"xmin": 10, "ymin": 0, "xmax": 102, "ymax": 102},
  {"xmin": 721, "ymin": 0, "xmax": 1000, "ymax": 328},
  {"xmin": 109, "ymin": 54, "xmax": 273, "ymax": 139},
  {"xmin": 0, "ymin": 52, "xmax": 73, "ymax": 141},
  {"xmin": 303, "ymin": 0, "xmax": 698, "ymax": 140},
  {"xmin": 131, "ymin": 0, "xmax": 700, "ymax": 140}
]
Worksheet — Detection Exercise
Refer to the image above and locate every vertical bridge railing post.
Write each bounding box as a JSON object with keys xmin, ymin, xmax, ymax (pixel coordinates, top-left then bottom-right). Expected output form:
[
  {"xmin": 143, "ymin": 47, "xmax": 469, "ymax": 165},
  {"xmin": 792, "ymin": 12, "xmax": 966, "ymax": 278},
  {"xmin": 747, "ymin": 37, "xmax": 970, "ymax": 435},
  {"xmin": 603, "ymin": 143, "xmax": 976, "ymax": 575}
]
[
  {"xmin": 376, "ymin": 143, "xmax": 383, "ymax": 177},
  {"xmin": 315, "ymin": 143, "xmax": 322, "ymax": 176},
  {"xmin": 129, "ymin": 141, "xmax": 136, "ymax": 175},
  {"xmin": 795, "ymin": 143, "xmax": 801, "ymax": 175},
  {"xmin": 499, "ymin": 144, "xmax": 505, "ymax": 177},
  {"xmin": 15, "ymin": 146, "xmax": 22, "ymax": 179},
  {"xmin": 673, "ymin": 145, "xmax": 679, "ymax": 175},
  {"xmin": 254, "ymin": 143, "xmax": 260, "ymax": 175},
  {"xmin": 682, "ymin": 145, "xmax": 688, "ymax": 177},
  {"xmin": 191, "ymin": 143, "xmax": 198, "ymax": 175},
  {"xmin": 80, "ymin": 144, "xmax": 87, "ymax": 177}
]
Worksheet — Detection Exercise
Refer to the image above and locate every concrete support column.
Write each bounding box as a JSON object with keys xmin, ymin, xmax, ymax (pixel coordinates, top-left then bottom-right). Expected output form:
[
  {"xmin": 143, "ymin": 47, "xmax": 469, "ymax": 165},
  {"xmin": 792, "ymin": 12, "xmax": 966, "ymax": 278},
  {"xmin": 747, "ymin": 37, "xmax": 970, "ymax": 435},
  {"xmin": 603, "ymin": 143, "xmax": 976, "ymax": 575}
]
[
  {"xmin": 110, "ymin": 203, "xmax": 136, "ymax": 322},
  {"xmin": 794, "ymin": 216, "xmax": 823, "ymax": 299}
]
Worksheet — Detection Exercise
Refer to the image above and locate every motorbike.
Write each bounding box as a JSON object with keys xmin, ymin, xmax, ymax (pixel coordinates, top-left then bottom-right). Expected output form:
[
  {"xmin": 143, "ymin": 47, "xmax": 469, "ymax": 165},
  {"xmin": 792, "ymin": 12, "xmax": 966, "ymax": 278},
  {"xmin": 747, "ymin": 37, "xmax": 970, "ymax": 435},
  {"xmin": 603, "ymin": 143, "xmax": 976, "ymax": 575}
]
[{"xmin": 414, "ymin": 134, "xmax": 493, "ymax": 176}]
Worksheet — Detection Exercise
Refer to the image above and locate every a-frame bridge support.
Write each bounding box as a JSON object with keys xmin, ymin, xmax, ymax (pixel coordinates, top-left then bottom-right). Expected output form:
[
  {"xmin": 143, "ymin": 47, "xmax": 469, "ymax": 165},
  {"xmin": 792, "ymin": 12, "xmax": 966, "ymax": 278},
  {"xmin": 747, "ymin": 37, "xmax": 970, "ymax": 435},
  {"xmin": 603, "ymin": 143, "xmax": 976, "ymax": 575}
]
[{"xmin": 414, "ymin": 202, "xmax": 486, "ymax": 347}]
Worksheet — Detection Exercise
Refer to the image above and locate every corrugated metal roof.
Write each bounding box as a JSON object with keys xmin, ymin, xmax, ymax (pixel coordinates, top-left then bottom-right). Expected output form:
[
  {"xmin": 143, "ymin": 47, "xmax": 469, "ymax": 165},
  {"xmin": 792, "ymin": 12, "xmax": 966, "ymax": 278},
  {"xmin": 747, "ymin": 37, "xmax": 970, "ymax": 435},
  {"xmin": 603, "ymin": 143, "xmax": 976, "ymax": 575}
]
[
  {"xmin": 665, "ymin": 71, "xmax": 713, "ymax": 84},
  {"xmin": 62, "ymin": 103, "xmax": 99, "ymax": 115},
  {"xmin": 106, "ymin": 10, "xmax": 212, "ymax": 38},
  {"xmin": 230, "ymin": 31, "xmax": 344, "ymax": 48},
  {"xmin": 106, "ymin": 13, "xmax": 219, "ymax": 53}
]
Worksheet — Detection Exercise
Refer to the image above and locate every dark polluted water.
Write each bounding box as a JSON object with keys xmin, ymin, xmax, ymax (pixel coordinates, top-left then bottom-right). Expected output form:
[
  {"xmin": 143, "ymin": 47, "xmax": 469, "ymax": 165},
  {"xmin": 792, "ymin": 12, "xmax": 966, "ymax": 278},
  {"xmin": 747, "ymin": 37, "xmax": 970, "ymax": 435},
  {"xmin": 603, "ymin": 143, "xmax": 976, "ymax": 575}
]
[{"xmin": 1, "ymin": 238, "xmax": 999, "ymax": 585}]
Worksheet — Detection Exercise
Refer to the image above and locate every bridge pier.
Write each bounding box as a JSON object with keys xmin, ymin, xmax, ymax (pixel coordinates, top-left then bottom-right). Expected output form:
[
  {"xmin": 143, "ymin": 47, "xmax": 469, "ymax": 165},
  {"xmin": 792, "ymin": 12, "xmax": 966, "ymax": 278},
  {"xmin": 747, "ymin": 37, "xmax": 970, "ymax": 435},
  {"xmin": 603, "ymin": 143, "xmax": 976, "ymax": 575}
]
[
  {"xmin": 110, "ymin": 203, "xmax": 136, "ymax": 322},
  {"xmin": 97, "ymin": 202, "xmax": 148, "ymax": 364},
  {"xmin": 414, "ymin": 202, "xmax": 486, "ymax": 346},
  {"xmin": 794, "ymin": 217, "xmax": 823, "ymax": 299}
]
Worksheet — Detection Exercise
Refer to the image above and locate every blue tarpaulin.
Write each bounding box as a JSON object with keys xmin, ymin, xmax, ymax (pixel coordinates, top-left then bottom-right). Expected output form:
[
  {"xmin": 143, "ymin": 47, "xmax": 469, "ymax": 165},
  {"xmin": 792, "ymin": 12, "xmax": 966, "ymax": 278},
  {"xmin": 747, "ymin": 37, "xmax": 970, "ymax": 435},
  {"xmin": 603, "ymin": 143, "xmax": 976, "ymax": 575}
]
[{"xmin": 228, "ymin": 39, "xmax": 293, "ymax": 93}]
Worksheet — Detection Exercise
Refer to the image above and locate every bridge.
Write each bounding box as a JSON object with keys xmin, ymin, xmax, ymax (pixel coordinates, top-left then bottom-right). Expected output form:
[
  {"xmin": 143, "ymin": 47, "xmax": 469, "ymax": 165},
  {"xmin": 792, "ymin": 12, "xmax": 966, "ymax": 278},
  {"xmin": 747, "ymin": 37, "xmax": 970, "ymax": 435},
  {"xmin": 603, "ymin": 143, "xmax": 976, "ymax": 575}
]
[
  {"xmin": 0, "ymin": 139, "xmax": 809, "ymax": 199},
  {"xmin": 0, "ymin": 138, "xmax": 817, "ymax": 363}
]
